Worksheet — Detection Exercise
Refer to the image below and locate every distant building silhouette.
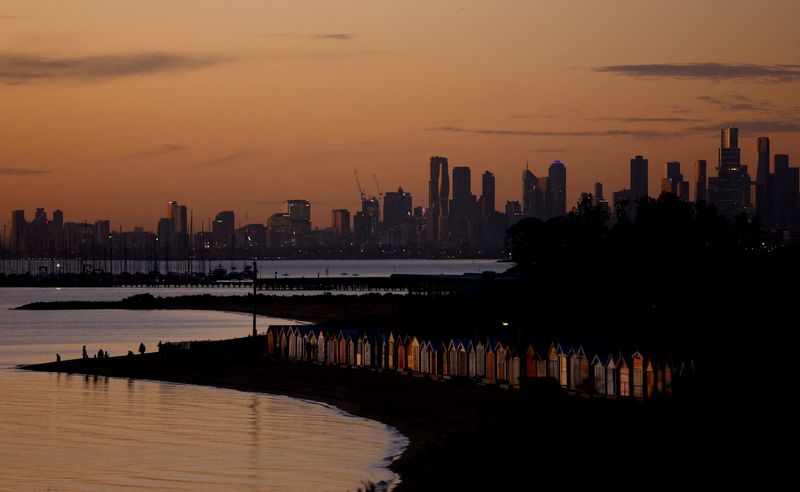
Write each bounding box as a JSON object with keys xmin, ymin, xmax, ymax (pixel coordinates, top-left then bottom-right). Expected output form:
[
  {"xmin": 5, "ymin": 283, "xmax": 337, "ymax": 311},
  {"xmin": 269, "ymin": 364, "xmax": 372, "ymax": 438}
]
[
  {"xmin": 756, "ymin": 137, "xmax": 770, "ymax": 222},
  {"xmin": 331, "ymin": 209, "xmax": 351, "ymax": 239},
  {"xmin": 695, "ymin": 160, "xmax": 707, "ymax": 202},
  {"xmin": 481, "ymin": 171, "xmax": 495, "ymax": 219},
  {"xmin": 630, "ymin": 155, "xmax": 649, "ymax": 201},
  {"xmin": 287, "ymin": 200, "xmax": 311, "ymax": 247},
  {"xmin": 709, "ymin": 128, "xmax": 751, "ymax": 217},
  {"xmin": 427, "ymin": 156, "xmax": 449, "ymax": 241},
  {"xmin": 548, "ymin": 161, "xmax": 567, "ymax": 218},
  {"xmin": 383, "ymin": 188, "xmax": 413, "ymax": 246},
  {"xmin": 505, "ymin": 200, "xmax": 524, "ymax": 227},
  {"xmin": 213, "ymin": 211, "xmax": 235, "ymax": 248}
]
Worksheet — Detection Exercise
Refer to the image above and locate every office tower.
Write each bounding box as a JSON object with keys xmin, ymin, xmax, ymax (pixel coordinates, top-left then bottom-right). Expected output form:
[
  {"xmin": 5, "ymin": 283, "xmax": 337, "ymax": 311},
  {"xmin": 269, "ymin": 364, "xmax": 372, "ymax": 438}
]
[
  {"xmin": 756, "ymin": 137, "xmax": 771, "ymax": 220},
  {"xmin": 157, "ymin": 218, "xmax": 175, "ymax": 256},
  {"xmin": 548, "ymin": 160, "xmax": 567, "ymax": 218},
  {"xmin": 452, "ymin": 167, "xmax": 471, "ymax": 207},
  {"xmin": 213, "ymin": 211, "xmax": 235, "ymax": 248},
  {"xmin": 594, "ymin": 183, "xmax": 603, "ymax": 206},
  {"xmin": 505, "ymin": 200, "xmax": 524, "ymax": 227},
  {"xmin": 167, "ymin": 201, "xmax": 178, "ymax": 223},
  {"xmin": 10, "ymin": 210, "xmax": 26, "ymax": 255},
  {"xmin": 383, "ymin": 187, "xmax": 412, "ymax": 229},
  {"xmin": 481, "ymin": 171, "xmax": 495, "ymax": 218},
  {"xmin": 331, "ymin": 209, "xmax": 351, "ymax": 238},
  {"xmin": 772, "ymin": 154, "xmax": 796, "ymax": 227},
  {"xmin": 451, "ymin": 166, "xmax": 476, "ymax": 242},
  {"xmin": 354, "ymin": 196, "xmax": 380, "ymax": 244},
  {"xmin": 695, "ymin": 160, "xmax": 707, "ymax": 202},
  {"xmin": 522, "ymin": 166, "xmax": 547, "ymax": 219},
  {"xmin": 427, "ymin": 156, "xmax": 449, "ymax": 241},
  {"xmin": 661, "ymin": 161, "xmax": 684, "ymax": 196},
  {"xmin": 267, "ymin": 213, "xmax": 292, "ymax": 249},
  {"xmin": 708, "ymin": 128, "xmax": 751, "ymax": 216},
  {"xmin": 630, "ymin": 155, "xmax": 649, "ymax": 201},
  {"xmin": 177, "ymin": 206, "xmax": 187, "ymax": 235},
  {"xmin": 522, "ymin": 167, "xmax": 536, "ymax": 215},
  {"xmin": 287, "ymin": 200, "xmax": 312, "ymax": 246}
]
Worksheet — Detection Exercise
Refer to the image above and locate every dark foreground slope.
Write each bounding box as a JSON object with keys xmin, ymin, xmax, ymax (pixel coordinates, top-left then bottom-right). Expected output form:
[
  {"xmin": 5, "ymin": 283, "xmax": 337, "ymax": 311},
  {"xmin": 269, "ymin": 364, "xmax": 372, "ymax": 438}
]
[{"xmin": 22, "ymin": 345, "xmax": 781, "ymax": 491}]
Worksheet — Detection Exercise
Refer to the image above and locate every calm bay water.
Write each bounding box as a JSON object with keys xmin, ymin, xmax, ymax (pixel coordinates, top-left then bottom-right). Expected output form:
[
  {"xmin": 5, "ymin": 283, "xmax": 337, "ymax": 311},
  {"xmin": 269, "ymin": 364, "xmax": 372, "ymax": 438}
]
[
  {"xmin": 2, "ymin": 258, "xmax": 505, "ymax": 277},
  {"xmin": 0, "ymin": 288, "xmax": 407, "ymax": 491}
]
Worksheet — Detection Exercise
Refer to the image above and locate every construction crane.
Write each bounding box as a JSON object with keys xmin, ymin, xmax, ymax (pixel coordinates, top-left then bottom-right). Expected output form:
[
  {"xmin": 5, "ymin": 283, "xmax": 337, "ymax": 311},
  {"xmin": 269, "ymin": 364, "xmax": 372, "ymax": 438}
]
[
  {"xmin": 372, "ymin": 173, "xmax": 384, "ymax": 198},
  {"xmin": 353, "ymin": 170, "xmax": 366, "ymax": 201}
]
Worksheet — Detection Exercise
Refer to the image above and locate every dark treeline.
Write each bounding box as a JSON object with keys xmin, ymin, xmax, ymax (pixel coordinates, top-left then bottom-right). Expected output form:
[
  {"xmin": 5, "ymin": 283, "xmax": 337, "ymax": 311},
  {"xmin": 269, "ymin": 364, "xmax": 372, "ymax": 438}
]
[{"xmin": 505, "ymin": 193, "xmax": 799, "ymax": 395}]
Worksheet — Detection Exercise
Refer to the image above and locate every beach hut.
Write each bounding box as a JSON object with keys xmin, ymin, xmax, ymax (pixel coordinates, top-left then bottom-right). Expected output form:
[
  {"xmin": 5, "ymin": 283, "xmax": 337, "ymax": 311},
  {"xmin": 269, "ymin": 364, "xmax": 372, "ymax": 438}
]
[
  {"xmin": 361, "ymin": 335, "xmax": 372, "ymax": 367},
  {"xmin": 525, "ymin": 345, "xmax": 537, "ymax": 378},
  {"xmin": 397, "ymin": 336, "xmax": 407, "ymax": 371},
  {"xmin": 557, "ymin": 343, "xmax": 569, "ymax": 388},
  {"xmin": 278, "ymin": 328, "xmax": 288, "ymax": 359},
  {"xmin": 266, "ymin": 327, "xmax": 275, "ymax": 355},
  {"xmin": 308, "ymin": 331, "xmax": 318, "ymax": 361},
  {"xmin": 430, "ymin": 342, "xmax": 439, "ymax": 376},
  {"xmin": 327, "ymin": 332, "xmax": 337, "ymax": 364},
  {"xmin": 508, "ymin": 348, "xmax": 521, "ymax": 387},
  {"xmin": 631, "ymin": 351, "xmax": 644, "ymax": 399},
  {"xmin": 337, "ymin": 332, "xmax": 347, "ymax": 366},
  {"xmin": 419, "ymin": 340, "xmax": 429, "ymax": 374},
  {"xmin": 617, "ymin": 354, "xmax": 630, "ymax": 398},
  {"xmin": 467, "ymin": 341, "xmax": 477, "ymax": 378},
  {"xmin": 387, "ymin": 333, "xmax": 395, "ymax": 369},
  {"xmin": 457, "ymin": 341, "xmax": 467, "ymax": 377},
  {"xmin": 591, "ymin": 354, "xmax": 606, "ymax": 395},
  {"xmin": 605, "ymin": 354, "xmax": 617, "ymax": 397},
  {"xmin": 570, "ymin": 345, "xmax": 589, "ymax": 391},
  {"xmin": 317, "ymin": 331, "xmax": 326, "ymax": 363},
  {"xmin": 440, "ymin": 342, "xmax": 450, "ymax": 376},
  {"xmin": 301, "ymin": 331, "xmax": 309, "ymax": 361},
  {"xmin": 447, "ymin": 340, "xmax": 458, "ymax": 376},
  {"xmin": 546, "ymin": 343, "xmax": 559, "ymax": 380},
  {"xmin": 347, "ymin": 336, "xmax": 356, "ymax": 367},
  {"xmin": 408, "ymin": 337, "xmax": 420, "ymax": 372},
  {"xmin": 645, "ymin": 359, "xmax": 655, "ymax": 398},
  {"xmin": 356, "ymin": 336, "xmax": 363, "ymax": 367},
  {"xmin": 475, "ymin": 340, "xmax": 486, "ymax": 378},
  {"xmin": 496, "ymin": 342, "xmax": 507, "ymax": 382},
  {"xmin": 485, "ymin": 342, "xmax": 496, "ymax": 383}
]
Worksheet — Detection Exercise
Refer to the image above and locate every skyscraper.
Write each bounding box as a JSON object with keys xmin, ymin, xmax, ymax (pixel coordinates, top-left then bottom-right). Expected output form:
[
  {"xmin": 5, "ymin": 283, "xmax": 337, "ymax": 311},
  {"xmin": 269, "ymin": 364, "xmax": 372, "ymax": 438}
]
[
  {"xmin": 522, "ymin": 166, "xmax": 546, "ymax": 218},
  {"xmin": 695, "ymin": 160, "xmax": 707, "ymax": 202},
  {"xmin": 661, "ymin": 161, "xmax": 684, "ymax": 196},
  {"xmin": 383, "ymin": 187, "xmax": 412, "ymax": 229},
  {"xmin": 630, "ymin": 155, "xmax": 649, "ymax": 201},
  {"xmin": 427, "ymin": 156, "xmax": 449, "ymax": 241},
  {"xmin": 593, "ymin": 182, "xmax": 603, "ymax": 206},
  {"xmin": 331, "ymin": 209, "xmax": 350, "ymax": 238},
  {"xmin": 213, "ymin": 211, "xmax": 235, "ymax": 248},
  {"xmin": 548, "ymin": 160, "xmax": 567, "ymax": 218},
  {"xmin": 708, "ymin": 127, "xmax": 752, "ymax": 216},
  {"xmin": 287, "ymin": 200, "xmax": 311, "ymax": 246},
  {"xmin": 10, "ymin": 210, "xmax": 26, "ymax": 254},
  {"xmin": 481, "ymin": 171, "xmax": 495, "ymax": 218},
  {"xmin": 756, "ymin": 137, "xmax": 771, "ymax": 220}
]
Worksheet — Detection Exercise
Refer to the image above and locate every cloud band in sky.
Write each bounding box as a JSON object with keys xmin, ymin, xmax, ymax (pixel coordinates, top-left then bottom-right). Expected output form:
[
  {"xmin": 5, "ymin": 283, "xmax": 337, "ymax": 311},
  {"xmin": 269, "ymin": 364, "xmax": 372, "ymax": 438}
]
[
  {"xmin": 0, "ymin": 52, "xmax": 227, "ymax": 84},
  {"xmin": 0, "ymin": 167, "xmax": 50, "ymax": 175},
  {"xmin": 594, "ymin": 63, "xmax": 800, "ymax": 82}
]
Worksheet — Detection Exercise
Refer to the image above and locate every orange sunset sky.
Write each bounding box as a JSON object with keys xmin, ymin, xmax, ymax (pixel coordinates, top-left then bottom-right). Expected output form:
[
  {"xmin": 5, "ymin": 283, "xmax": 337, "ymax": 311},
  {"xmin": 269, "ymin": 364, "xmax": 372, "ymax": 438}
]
[{"xmin": 2, "ymin": 0, "xmax": 800, "ymax": 230}]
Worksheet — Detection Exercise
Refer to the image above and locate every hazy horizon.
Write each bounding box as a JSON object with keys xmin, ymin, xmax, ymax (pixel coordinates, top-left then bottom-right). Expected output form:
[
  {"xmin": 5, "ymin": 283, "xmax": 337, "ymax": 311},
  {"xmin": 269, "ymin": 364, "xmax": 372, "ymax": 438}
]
[{"xmin": 2, "ymin": 0, "xmax": 799, "ymax": 229}]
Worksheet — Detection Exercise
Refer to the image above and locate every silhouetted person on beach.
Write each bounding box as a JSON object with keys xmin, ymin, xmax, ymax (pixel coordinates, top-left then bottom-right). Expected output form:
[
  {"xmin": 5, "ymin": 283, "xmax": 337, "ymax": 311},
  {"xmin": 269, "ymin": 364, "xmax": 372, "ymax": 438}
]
[
  {"xmin": 157, "ymin": 341, "xmax": 163, "ymax": 352},
  {"xmin": 97, "ymin": 349, "xmax": 104, "ymax": 360},
  {"xmin": 82, "ymin": 346, "xmax": 88, "ymax": 359},
  {"xmin": 56, "ymin": 354, "xmax": 61, "ymax": 363},
  {"xmin": 105, "ymin": 350, "xmax": 110, "ymax": 358},
  {"xmin": 139, "ymin": 342, "xmax": 146, "ymax": 355},
  {"xmin": 127, "ymin": 350, "xmax": 134, "ymax": 357}
]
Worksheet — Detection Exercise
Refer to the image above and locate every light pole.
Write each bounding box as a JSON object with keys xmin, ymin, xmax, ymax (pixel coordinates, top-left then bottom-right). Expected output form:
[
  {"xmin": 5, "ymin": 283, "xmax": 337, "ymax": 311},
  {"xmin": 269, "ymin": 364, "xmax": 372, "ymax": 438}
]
[{"xmin": 252, "ymin": 261, "xmax": 258, "ymax": 338}]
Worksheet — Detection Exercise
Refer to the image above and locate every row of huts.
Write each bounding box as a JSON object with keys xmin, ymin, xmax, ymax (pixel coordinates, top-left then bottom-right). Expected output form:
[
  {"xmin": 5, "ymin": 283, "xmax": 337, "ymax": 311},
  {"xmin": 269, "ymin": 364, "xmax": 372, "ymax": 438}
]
[{"xmin": 265, "ymin": 325, "xmax": 688, "ymax": 399}]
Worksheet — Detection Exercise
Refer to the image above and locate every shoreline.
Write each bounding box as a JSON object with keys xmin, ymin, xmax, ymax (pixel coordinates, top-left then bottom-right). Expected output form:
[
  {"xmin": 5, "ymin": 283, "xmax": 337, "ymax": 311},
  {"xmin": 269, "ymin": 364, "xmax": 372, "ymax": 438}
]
[{"xmin": 17, "ymin": 346, "xmax": 746, "ymax": 490}]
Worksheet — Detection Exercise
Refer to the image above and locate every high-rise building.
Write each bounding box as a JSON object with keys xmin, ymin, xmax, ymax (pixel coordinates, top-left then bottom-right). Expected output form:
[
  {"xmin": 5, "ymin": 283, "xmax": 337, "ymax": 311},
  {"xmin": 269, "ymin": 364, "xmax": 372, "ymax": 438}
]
[
  {"xmin": 157, "ymin": 218, "xmax": 175, "ymax": 257},
  {"xmin": 355, "ymin": 196, "xmax": 380, "ymax": 244},
  {"xmin": 505, "ymin": 200, "xmax": 524, "ymax": 227},
  {"xmin": 630, "ymin": 155, "xmax": 649, "ymax": 201},
  {"xmin": 383, "ymin": 187, "xmax": 412, "ymax": 229},
  {"xmin": 452, "ymin": 167, "xmax": 471, "ymax": 208},
  {"xmin": 772, "ymin": 154, "xmax": 797, "ymax": 227},
  {"xmin": 522, "ymin": 166, "xmax": 547, "ymax": 219},
  {"xmin": 213, "ymin": 211, "xmax": 235, "ymax": 248},
  {"xmin": 331, "ymin": 209, "xmax": 351, "ymax": 238},
  {"xmin": 267, "ymin": 213, "xmax": 291, "ymax": 249},
  {"xmin": 287, "ymin": 200, "xmax": 311, "ymax": 246},
  {"xmin": 481, "ymin": 171, "xmax": 495, "ymax": 218},
  {"xmin": 661, "ymin": 161, "xmax": 684, "ymax": 196},
  {"xmin": 695, "ymin": 160, "xmax": 707, "ymax": 202},
  {"xmin": 10, "ymin": 210, "xmax": 26, "ymax": 254},
  {"xmin": 593, "ymin": 183, "xmax": 604, "ymax": 206},
  {"xmin": 548, "ymin": 160, "xmax": 567, "ymax": 218},
  {"xmin": 427, "ymin": 156, "xmax": 449, "ymax": 241},
  {"xmin": 756, "ymin": 137, "xmax": 771, "ymax": 221},
  {"xmin": 708, "ymin": 128, "xmax": 752, "ymax": 217}
]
